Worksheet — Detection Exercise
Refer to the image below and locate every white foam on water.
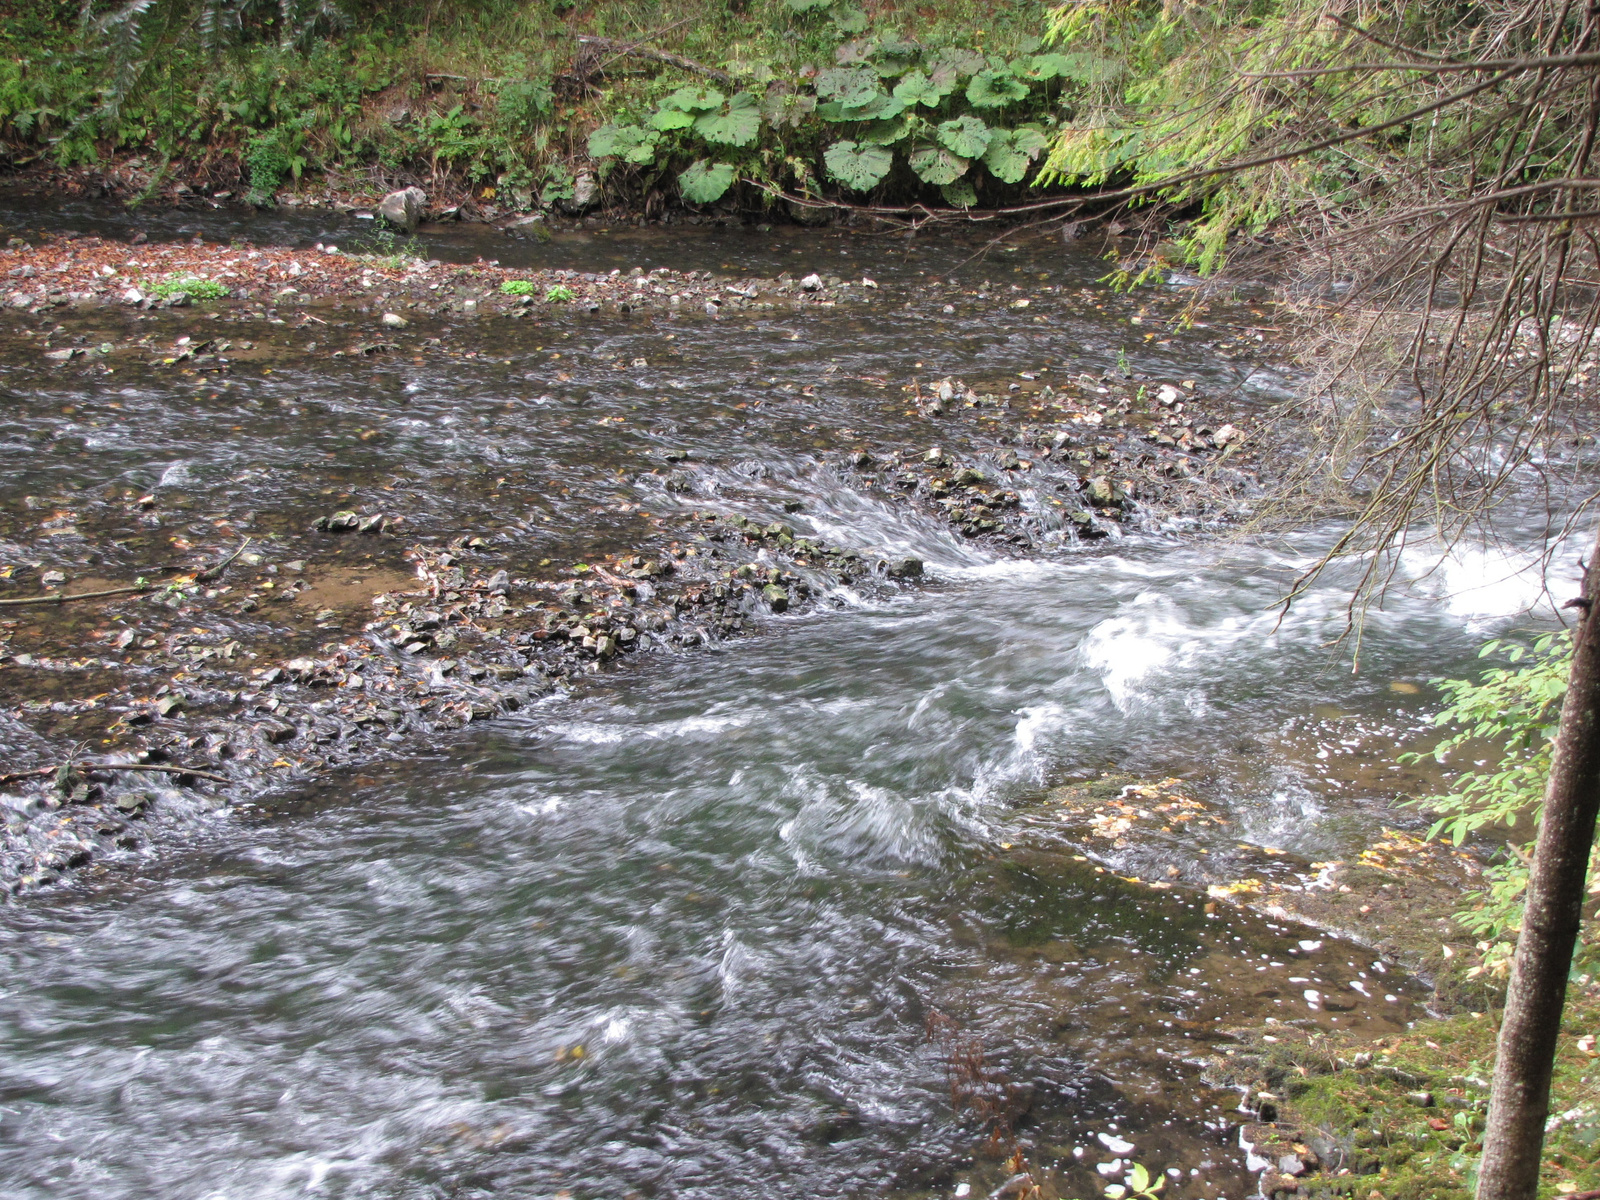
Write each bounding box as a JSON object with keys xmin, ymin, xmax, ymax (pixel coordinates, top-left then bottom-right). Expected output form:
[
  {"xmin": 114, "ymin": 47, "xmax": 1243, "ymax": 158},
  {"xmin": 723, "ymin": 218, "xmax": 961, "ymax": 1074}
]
[
  {"xmin": 1080, "ymin": 593, "xmax": 1189, "ymax": 712},
  {"xmin": 156, "ymin": 460, "xmax": 193, "ymax": 487},
  {"xmin": 546, "ymin": 721, "xmax": 629, "ymax": 745},
  {"xmin": 1013, "ymin": 702, "xmax": 1071, "ymax": 755},
  {"xmin": 1397, "ymin": 531, "xmax": 1589, "ymax": 620}
]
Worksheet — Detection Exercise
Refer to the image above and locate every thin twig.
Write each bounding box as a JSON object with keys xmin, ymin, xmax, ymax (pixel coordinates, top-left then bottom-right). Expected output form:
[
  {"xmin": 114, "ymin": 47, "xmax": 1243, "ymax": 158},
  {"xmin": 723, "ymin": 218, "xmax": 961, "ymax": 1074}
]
[
  {"xmin": 0, "ymin": 583, "xmax": 151, "ymax": 608},
  {"xmin": 0, "ymin": 537, "xmax": 251, "ymax": 609}
]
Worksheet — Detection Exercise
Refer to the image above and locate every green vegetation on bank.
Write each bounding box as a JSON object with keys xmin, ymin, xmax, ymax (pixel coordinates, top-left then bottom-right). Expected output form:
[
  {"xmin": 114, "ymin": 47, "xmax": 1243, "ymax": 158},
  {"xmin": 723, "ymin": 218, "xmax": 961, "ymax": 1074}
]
[
  {"xmin": 1220, "ymin": 989, "xmax": 1600, "ymax": 1200},
  {"xmin": 1408, "ymin": 633, "xmax": 1583, "ymax": 984},
  {"xmin": 1260, "ymin": 630, "xmax": 1600, "ymax": 1200},
  {"xmin": 0, "ymin": 0, "xmax": 1106, "ymax": 210}
]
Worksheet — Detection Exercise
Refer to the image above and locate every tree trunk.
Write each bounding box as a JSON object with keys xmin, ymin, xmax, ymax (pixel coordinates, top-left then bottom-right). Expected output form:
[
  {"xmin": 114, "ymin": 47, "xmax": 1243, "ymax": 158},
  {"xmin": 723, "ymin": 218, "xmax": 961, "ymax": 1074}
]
[{"xmin": 1477, "ymin": 534, "xmax": 1600, "ymax": 1200}]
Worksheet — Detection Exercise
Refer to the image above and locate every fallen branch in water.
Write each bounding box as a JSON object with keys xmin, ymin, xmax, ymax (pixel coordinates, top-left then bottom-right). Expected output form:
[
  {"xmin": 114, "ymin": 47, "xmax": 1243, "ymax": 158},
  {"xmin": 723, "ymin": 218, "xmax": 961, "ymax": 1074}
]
[
  {"xmin": 0, "ymin": 761, "xmax": 230, "ymax": 786},
  {"xmin": 0, "ymin": 582, "xmax": 152, "ymax": 608},
  {"xmin": 0, "ymin": 537, "xmax": 251, "ymax": 609}
]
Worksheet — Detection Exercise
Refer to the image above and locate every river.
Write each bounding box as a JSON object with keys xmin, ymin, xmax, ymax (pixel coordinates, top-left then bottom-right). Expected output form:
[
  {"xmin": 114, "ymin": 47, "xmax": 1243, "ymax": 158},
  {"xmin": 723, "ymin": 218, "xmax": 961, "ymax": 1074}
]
[{"xmin": 0, "ymin": 201, "xmax": 1573, "ymax": 1199}]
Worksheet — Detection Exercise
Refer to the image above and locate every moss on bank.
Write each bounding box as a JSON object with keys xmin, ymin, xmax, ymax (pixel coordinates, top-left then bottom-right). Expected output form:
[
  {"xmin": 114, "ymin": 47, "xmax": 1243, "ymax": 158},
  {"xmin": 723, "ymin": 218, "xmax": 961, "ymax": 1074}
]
[{"xmin": 1206, "ymin": 986, "xmax": 1600, "ymax": 1200}]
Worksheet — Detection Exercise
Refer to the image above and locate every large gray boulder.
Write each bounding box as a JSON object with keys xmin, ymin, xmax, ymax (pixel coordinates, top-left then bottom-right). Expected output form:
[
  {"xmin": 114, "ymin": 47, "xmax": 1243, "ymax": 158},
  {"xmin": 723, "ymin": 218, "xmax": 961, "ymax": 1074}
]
[{"xmin": 377, "ymin": 187, "xmax": 427, "ymax": 232}]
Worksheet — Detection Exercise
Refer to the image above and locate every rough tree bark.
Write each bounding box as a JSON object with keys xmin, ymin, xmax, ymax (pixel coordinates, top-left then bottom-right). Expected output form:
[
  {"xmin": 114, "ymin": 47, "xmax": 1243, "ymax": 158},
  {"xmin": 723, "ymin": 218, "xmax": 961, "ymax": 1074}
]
[{"xmin": 1478, "ymin": 533, "xmax": 1600, "ymax": 1200}]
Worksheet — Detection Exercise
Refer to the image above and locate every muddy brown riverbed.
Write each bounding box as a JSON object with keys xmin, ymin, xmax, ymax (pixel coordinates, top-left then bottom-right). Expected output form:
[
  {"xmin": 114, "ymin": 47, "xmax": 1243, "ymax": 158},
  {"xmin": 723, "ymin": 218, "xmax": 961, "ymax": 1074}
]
[{"xmin": 0, "ymin": 217, "xmax": 1568, "ymax": 1200}]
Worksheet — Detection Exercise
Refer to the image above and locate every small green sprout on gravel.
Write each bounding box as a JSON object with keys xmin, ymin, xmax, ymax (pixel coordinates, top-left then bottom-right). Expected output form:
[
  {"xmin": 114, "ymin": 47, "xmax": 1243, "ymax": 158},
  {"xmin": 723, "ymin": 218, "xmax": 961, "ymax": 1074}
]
[
  {"xmin": 545, "ymin": 283, "xmax": 575, "ymax": 303},
  {"xmin": 500, "ymin": 279, "xmax": 536, "ymax": 296},
  {"xmin": 150, "ymin": 276, "xmax": 228, "ymax": 300}
]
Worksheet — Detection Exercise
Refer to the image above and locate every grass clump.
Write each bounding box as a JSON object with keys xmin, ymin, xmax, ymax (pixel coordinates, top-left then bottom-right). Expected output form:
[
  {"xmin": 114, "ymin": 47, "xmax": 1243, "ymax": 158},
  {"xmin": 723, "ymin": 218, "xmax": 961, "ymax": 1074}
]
[
  {"xmin": 499, "ymin": 279, "xmax": 535, "ymax": 296},
  {"xmin": 149, "ymin": 276, "xmax": 228, "ymax": 300},
  {"xmin": 543, "ymin": 283, "xmax": 574, "ymax": 303}
]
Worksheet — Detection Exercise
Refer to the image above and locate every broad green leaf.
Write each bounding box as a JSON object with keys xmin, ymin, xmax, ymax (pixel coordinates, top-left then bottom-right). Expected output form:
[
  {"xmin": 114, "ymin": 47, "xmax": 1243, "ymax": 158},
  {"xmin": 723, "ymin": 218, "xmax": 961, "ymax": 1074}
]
[
  {"xmin": 966, "ymin": 69, "xmax": 1030, "ymax": 108},
  {"xmin": 892, "ymin": 70, "xmax": 950, "ymax": 108},
  {"xmin": 831, "ymin": 5, "xmax": 867, "ymax": 34},
  {"xmin": 816, "ymin": 66, "xmax": 880, "ymax": 102},
  {"xmin": 649, "ymin": 107, "xmax": 696, "ymax": 131},
  {"xmin": 981, "ymin": 127, "xmax": 1046, "ymax": 183},
  {"xmin": 824, "ymin": 139, "xmax": 894, "ymax": 190},
  {"xmin": 936, "ymin": 114, "xmax": 990, "ymax": 158},
  {"xmin": 927, "ymin": 46, "xmax": 986, "ymax": 90},
  {"xmin": 1021, "ymin": 52, "xmax": 1073, "ymax": 81},
  {"xmin": 835, "ymin": 38, "xmax": 873, "ymax": 64},
  {"xmin": 761, "ymin": 90, "xmax": 817, "ymax": 129},
  {"xmin": 871, "ymin": 40, "xmax": 919, "ymax": 76},
  {"xmin": 875, "ymin": 39, "xmax": 920, "ymax": 61},
  {"xmin": 844, "ymin": 92, "xmax": 904, "ymax": 121},
  {"xmin": 859, "ymin": 115, "xmax": 910, "ymax": 145},
  {"xmin": 908, "ymin": 144, "xmax": 969, "ymax": 185},
  {"xmin": 1128, "ymin": 1164, "xmax": 1150, "ymax": 1192},
  {"xmin": 817, "ymin": 91, "xmax": 902, "ymax": 122},
  {"xmin": 940, "ymin": 180, "xmax": 976, "ymax": 207},
  {"xmin": 587, "ymin": 123, "xmax": 659, "ymax": 165},
  {"xmin": 693, "ymin": 92, "xmax": 762, "ymax": 147},
  {"xmin": 678, "ymin": 160, "xmax": 737, "ymax": 203},
  {"xmin": 1012, "ymin": 124, "xmax": 1049, "ymax": 156},
  {"xmin": 785, "ymin": 0, "xmax": 832, "ymax": 11},
  {"xmin": 660, "ymin": 86, "xmax": 726, "ymax": 113}
]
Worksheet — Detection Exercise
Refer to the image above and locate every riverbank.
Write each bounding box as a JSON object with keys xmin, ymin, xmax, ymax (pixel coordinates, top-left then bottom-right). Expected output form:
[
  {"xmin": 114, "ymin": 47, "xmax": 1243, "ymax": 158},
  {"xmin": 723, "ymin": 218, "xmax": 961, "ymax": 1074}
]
[
  {"xmin": 1204, "ymin": 985, "xmax": 1600, "ymax": 1200},
  {"xmin": 0, "ymin": 0, "xmax": 1081, "ymax": 222},
  {"xmin": 1002, "ymin": 771, "xmax": 1600, "ymax": 1200}
]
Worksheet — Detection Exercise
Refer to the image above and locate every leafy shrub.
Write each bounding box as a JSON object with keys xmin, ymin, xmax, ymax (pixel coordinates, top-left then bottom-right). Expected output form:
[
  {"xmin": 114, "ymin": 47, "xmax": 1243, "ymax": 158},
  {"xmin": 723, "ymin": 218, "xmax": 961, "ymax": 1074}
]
[
  {"xmin": 500, "ymin": 279, "xmax": 536, "ymax": 295},
  {"xmin": 578, "ymin": 11, "xmax": 1069, "ymax": 208},
  {"xmin": 494, "ymin": 78, "xmax": 553, "ymax": 134},
  {"xmin": 245, "ymin": 123, "xmax": 309, "ymax": 205},
  {"xmin": 544, "ymin": 283, "xmax": 574, "ymax": 303},
  {"xmin": 1406, "ymin": 632, "xmax": 1581, "ymax": 978}
]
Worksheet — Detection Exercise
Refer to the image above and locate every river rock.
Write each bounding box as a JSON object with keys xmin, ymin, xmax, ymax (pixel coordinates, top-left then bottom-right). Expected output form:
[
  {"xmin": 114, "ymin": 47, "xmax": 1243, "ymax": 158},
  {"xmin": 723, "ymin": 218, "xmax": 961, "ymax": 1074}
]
[
  {"xmin": 258, "ymin": 718, "xmax": 297, "ymax": 744},
  {"xmin": 377, "ymin": 187, "xmax": 427, "ymax": 232},
  {"xmin": 762, "ymin": 584, "xmax": 790, "ymax": 612},
  {"xmin": 800, "ymin": 273, "xmax": 823, "ymax": 291},
  {"xmin": 315, "ymin": 510, "xmax": 360, "ymax": 532},
  {"xmin": 558, "ymin": 171, "xmax": 599, "ymax": 215},
  {"xmin": 886, "ymin": 556, "xmax": 923, "ymax": 578}
]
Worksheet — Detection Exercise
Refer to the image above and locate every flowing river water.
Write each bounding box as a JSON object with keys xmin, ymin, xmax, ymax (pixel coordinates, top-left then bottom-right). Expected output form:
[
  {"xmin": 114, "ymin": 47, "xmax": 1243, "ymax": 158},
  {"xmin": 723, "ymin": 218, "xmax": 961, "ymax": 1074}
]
[{"xmin": 0, "ymin": 202, "xmax": 1575, "ymax": 1199}]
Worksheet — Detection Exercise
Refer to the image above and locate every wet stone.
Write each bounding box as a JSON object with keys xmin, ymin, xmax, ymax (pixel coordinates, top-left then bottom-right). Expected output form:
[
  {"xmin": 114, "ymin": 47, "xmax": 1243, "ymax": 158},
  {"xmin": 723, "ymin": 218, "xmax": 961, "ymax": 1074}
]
[{"xmin": 258, "ymin": 719, "xmax": 297, "ymax": 744}]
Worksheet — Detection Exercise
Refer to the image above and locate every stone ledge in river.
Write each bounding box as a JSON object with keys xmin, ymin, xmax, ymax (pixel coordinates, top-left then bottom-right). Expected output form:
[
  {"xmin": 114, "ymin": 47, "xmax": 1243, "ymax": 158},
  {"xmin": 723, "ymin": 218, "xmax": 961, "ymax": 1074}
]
[{"xmin": 0, "ymin": 236, "xmax": 873, "ymax": 320}]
